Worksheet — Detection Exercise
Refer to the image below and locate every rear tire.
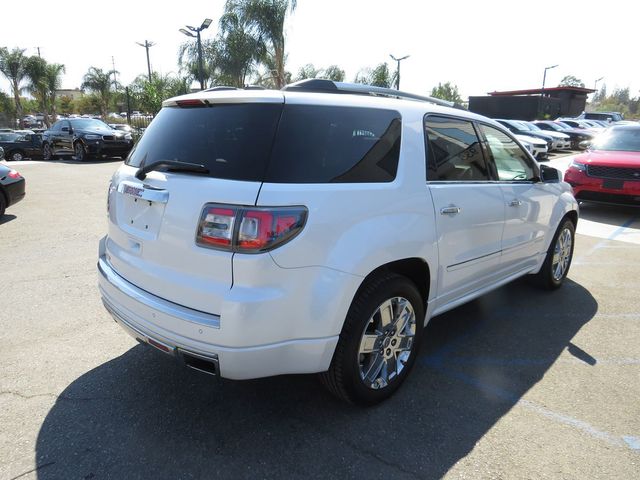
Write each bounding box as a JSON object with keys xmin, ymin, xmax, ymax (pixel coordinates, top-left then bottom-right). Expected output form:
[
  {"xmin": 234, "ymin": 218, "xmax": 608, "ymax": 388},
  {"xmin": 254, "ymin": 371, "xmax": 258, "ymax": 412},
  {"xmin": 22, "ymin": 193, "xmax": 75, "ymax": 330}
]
[
  {"xmin": 320, "ymin": 273, "xmax": 425, "ymax": 405},
  {"xmin": 43, "ymin": 143, "xmax": 53, "ymax": 161},
  {"xmin": 534, "ymin": 218, "xmax": 575, "ymax": 290},
  {"xmin": 9, "ymin": 150, "xmax": 24, "ymax": 162}
]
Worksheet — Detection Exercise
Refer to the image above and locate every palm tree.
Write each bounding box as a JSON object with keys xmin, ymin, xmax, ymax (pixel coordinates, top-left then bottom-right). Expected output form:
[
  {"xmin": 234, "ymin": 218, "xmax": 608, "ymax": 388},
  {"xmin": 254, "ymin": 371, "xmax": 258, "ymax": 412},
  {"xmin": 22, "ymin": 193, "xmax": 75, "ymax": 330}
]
[
  {"xmin": 25, "ymin": 56, "xmax": 49, "ymax": 125},
  {"xmin": 216, "ymin": 12, "xmax": 265, "ymax": 87},
  {"xmin": 46, "ymin": 63, "xmax": 66, "ymax": 123},
  {"xmin": 81, "ymin": 67, "xmax": 118, "ymax": 118},
  {"xmin": 0, "ymin": 47, "xmax": 28, "ymax": 119},
  {"xmin": 226, "ymin": 0, "xmax": 297, "ymax": 88},
  {"xmin": 178, "ymin": 39, "xmax": 217, "ymax": 89}
]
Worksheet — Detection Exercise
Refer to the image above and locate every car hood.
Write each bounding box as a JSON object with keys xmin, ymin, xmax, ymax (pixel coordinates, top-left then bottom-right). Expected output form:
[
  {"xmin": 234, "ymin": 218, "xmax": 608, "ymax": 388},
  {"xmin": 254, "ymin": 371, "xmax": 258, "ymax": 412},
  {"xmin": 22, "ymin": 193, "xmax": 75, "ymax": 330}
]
[
  {"xmin": 573, "ymin": 150, "xmax": 640, "ymax": 168},
  {"xmin": 515, "ymin": 134, "xmax": 546, "ymax": 146},
  {"xmin": 537, "ymin": 130, "xmax": 569, "ymax": 139},
  {"xmin": 78, "ymin": 127, "xmax": 124, "ymax": 136}
]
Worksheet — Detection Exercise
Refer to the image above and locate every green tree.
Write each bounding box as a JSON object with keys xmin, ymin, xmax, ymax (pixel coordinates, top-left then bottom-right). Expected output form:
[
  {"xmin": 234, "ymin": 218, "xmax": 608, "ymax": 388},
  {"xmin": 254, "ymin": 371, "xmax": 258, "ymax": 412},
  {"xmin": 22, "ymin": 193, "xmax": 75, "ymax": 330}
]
[
  {"xmin": 45, "ymin": 63, "xmax": 66, "ymax": 122},
  {"xmin": 430, "ymin": 81, "xmax": 463, "ymax": 103},
  {"xmin": 295, "ymin": 64, "xmax": 345, "ymax": 82},
  {"xmin": 58, "ymin": 95, "xmax": 75, "ymax": 115},
  {"xmin": 322, "ymin": 65, "xmax": 345, "ymax": 82},
  {"xmin": 128, "ymin": 72, "xmax": 189, "ymax": 114},
  {"xmin": 295, "ymin": 63, "xmax": 321, "ymax": 81},
  {"xmin": 215, "ymin": 11, "xmax": 265, "ymax": 87},
  {"xmin": 226, "ymin": 0, "xmax": 297, "ymax": 88},
  {"xmin": 24, "ymin": 56, "xmax": 50, "ymax": 125},
  {"xmin": 354, "ymin": 63, "xmax": 396, "ymax": 88},
  {"xmin": 76, "ymin": 93, "xmax": 102, "ymax": 115},
  {"xmin": 178, "ymin": 38, "xmax": 218, "ymax": 89},
  {"xmin": 0, "ymin": 47, "xmax": 28, "ymax": 119},
  {"xmin": 558, "ymin": 75, "xmax": 585, "ymax": 88},
  {"xmin": 81, "ymin": 67, "xmax": 118, "ymax": 118}
]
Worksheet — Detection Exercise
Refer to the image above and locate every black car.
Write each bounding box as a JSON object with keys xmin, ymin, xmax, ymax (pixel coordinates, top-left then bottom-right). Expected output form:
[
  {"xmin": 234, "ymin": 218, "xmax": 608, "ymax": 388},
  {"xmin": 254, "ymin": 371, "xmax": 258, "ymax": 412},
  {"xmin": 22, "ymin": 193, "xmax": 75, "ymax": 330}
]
[
  {"xmin": 42, "ymin": 118, "xmax": 134, "ymax": 161},
  {"xmin": 0, "ymin": 157, "xmax": 26, "ymax": 217},
  {"xmin": 0, "ymin": 131, "xmax": 43, "ymax": 161},
  {"xmin": 533, "ymin": 121, "xmax": 595, "ymax": 149},
  {"xmin": 495, "ymin": 119, "xmax": 555, "ymax": 150}
]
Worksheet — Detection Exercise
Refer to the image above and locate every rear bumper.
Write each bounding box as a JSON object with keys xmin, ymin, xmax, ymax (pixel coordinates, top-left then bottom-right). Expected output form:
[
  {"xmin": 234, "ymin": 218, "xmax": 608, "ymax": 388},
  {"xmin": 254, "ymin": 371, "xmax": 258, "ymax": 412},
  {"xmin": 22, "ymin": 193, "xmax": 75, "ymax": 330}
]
[
  {"xmin": 3, "ymin": 177, "xmax": 26, "ymax": 206},
  {"xmin": 98, "ymin": 253, "xmax": 347, "ymax": 380},
  {"xmin": 564, "ymin": 168, "xmax": 640, "ymax": 206}
]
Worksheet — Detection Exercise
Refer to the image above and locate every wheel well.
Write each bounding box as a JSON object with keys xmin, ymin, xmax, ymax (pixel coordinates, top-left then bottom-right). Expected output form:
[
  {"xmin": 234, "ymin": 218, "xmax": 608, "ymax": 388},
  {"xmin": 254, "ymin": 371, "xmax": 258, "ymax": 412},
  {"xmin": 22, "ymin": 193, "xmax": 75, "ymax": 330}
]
[
  {"xmin": 565, "ymin": 210, "xmax": 578, "ymax": 228},
  {"xmin": 361, "ymin": 258, "xmax": 430, "ymax": 309},
  {"xmin": 9, "ymin": 149, "xmax": 24, "ymax": 157}
]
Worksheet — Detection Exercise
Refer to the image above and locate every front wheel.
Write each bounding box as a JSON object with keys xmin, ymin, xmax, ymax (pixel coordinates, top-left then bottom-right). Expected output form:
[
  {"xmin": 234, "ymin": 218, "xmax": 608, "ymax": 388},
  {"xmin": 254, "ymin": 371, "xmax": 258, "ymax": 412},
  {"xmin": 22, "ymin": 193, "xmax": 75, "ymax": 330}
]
[
  {"xmin": 74, "ymin": 142, "xmax": 89, "ymax": 162},
  {"xmin": 320, "ymin": 273, "xmax": 424, "ymax": 405},
  {"xmin": 535, "ymin": 218, "xmax": 575, "ymax": 289}
]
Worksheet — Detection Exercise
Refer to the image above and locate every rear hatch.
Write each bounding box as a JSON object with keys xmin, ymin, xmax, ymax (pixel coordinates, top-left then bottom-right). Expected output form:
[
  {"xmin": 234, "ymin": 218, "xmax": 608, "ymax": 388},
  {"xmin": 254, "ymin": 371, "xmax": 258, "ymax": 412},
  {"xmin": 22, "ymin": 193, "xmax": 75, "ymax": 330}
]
[{"xmin": 105, "ymin": 92, "xmax": 284, "ymax": 314}]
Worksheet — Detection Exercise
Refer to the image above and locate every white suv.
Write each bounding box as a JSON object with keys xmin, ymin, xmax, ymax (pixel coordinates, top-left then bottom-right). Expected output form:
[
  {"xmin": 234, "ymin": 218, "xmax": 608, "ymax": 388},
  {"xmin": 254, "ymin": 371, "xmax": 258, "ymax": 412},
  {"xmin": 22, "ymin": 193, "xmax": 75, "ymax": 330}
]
[{"xmin": 98, "ymin": 80, "xmax": 578, "ymax": 405}]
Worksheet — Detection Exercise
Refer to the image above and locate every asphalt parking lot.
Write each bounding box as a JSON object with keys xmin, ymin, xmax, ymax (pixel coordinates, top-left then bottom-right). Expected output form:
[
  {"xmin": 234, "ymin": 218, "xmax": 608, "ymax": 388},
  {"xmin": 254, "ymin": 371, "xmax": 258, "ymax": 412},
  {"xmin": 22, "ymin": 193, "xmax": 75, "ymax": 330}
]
[{"xmin": 1, "ymin": 158, "xmax": 639, "ymax": 479}]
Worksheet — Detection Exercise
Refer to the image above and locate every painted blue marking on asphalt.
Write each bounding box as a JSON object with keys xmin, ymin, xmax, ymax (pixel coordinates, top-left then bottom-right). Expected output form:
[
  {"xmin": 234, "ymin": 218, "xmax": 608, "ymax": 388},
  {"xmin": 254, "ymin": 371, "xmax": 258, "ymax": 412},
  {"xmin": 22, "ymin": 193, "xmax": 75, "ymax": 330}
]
[
  {"xmin": 421, "ymin": 352, "xmax": 640, "ymax": 451},
  {"xmin": 623, "ymin": 436, "xmax": 640, "ymax": 451}
]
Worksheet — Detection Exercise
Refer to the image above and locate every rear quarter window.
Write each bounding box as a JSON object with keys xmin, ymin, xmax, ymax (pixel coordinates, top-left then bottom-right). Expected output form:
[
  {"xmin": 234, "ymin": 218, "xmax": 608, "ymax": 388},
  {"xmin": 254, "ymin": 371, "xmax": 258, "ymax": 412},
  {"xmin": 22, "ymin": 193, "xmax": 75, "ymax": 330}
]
[{"xmin": 265, "ymin": 105, "xmax": 401, "ymax": 183}]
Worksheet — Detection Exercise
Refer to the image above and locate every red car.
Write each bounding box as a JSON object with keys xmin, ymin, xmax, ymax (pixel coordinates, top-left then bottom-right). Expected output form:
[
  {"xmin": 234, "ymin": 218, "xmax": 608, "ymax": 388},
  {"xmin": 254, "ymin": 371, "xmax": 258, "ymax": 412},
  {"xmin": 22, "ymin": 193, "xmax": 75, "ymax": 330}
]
[{"xmin": 564, "ymin": 125, "xmax": 640, "ymax": 206}]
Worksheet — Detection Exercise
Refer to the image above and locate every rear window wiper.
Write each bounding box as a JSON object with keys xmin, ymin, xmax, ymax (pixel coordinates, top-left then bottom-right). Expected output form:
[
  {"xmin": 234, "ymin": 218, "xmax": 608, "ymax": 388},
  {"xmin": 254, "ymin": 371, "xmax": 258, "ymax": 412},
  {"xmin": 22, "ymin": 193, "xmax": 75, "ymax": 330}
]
[{"xmin": 135, "ymin": 160, "xmax": 210, "ymax": 180}]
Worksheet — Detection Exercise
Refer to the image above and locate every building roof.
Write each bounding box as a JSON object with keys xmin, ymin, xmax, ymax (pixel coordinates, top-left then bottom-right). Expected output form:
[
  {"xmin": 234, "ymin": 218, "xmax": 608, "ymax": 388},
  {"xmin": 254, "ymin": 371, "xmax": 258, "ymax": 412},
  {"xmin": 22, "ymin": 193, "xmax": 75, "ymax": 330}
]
[{"xmin": 489, "ymin": 86, "xmax": 596, "ymax": 96}]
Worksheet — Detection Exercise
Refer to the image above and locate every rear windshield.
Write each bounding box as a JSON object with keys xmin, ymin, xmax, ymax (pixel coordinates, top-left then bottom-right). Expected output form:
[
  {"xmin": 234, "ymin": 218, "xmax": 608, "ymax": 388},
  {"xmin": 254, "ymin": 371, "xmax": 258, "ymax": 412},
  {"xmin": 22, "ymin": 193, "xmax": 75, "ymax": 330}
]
[
  {"xmin": 126, "ymin": 103, "xmax": 401, "ymax": 183},
  {"xmin": 126, "ymin": 104, "xmax": 282, "ymax": 182}
]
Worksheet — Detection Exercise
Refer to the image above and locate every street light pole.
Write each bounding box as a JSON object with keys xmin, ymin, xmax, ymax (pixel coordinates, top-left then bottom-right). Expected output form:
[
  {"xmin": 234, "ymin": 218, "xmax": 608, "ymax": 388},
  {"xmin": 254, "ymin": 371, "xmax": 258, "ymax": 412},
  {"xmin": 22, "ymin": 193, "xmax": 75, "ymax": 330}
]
[
  {"xmin": 540, "ymin": 64, "xmax": 558, "ymax": 117},
  {"xmin": 390, "ymin": 54, "xmax": 410, "ymax": 90},
  {"xmin": 136, "ymin": 40, "xmax": 155, "ymax": 82},
  {"xmin": 594, "ymin": 76, "xmax": 604, "ymax": 91},
  {"xmin": 180, "ymin": 18, "xmax": 213, "ymax": 91}
]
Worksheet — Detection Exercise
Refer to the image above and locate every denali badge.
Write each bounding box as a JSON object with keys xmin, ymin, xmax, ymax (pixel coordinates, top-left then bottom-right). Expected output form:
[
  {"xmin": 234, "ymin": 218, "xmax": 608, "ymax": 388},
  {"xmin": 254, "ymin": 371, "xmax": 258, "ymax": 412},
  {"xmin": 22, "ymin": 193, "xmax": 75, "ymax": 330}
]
[{"xmin": 123, "ymin": 184, "xmax": 144, "ymax": 198}]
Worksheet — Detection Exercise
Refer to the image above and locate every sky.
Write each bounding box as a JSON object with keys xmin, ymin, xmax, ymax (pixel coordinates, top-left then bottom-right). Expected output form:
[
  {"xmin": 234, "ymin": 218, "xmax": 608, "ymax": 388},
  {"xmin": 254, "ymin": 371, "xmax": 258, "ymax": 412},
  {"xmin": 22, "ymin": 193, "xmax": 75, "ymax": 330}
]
[{"xmin": 1, "ymin": 0, "xmax": 639, "ymax": 100}]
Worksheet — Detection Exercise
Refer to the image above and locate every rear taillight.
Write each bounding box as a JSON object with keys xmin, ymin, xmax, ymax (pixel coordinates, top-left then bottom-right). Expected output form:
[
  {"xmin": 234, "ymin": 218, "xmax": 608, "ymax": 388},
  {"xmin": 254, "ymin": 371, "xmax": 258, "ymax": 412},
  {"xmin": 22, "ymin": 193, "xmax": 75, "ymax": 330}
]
[
  {"xmin": 7, "ymin": 169, "xmax": 21, "ymax": 179},
  {"xmin": 196, "ymin": 204, "xmax": 307, "ymax": 253}
]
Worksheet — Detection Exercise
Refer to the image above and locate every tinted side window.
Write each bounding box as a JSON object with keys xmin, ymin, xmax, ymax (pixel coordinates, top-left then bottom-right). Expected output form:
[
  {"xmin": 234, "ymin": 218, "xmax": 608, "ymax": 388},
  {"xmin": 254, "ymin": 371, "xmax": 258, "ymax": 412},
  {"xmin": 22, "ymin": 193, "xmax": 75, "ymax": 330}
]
[
  {"xmin": 266, "ymin": 105, "xmax": 401, "ymax": 183},
  {"xmin": 479, "ymin": 124, "xmax": 535, "ymax": 181},
  {"xmin": 425, "ymin": 116, "xmax": 489, "ymax": 181}
]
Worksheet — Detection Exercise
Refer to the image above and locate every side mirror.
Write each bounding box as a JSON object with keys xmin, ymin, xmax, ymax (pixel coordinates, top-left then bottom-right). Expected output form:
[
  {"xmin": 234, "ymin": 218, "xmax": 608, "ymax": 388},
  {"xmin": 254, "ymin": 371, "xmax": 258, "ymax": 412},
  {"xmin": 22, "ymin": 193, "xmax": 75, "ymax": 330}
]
[
  {"xmin": 540, "ymin": 164, "xmax": 561, "ymax": 183},
  {"xmin": 579, "ymin": 140, "xmax": 591, "ymax": 150},
  {"xmin": 0, "ymin": 146, "xmax": 4, "ymax": 160}
]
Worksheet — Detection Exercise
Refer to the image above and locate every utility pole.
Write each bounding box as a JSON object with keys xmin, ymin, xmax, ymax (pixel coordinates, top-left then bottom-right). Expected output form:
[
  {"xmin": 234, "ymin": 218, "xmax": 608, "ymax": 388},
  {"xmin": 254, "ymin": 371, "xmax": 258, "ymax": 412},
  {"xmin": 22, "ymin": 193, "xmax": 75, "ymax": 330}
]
[
  {"xmin": 111, "ymin": 56, "xmax": 118, "ymax": 85},
  {"xmin": 36, "ymin": 47, "xmax": 41, "ymax": 58},
  {"xmin": 136, "ymin": 40, "xmax": 155, "ymax": 82},
  {"xmin": 390, "ymin": 54, "xmax": 410, "ymax": 90}
]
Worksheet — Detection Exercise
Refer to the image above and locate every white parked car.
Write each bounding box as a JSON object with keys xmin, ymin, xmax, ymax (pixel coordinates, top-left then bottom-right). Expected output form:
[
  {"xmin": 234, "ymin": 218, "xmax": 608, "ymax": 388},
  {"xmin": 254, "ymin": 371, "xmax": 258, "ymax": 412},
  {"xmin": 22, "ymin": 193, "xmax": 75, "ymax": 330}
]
[
  {"xmin": 98, "ymin": 80, "xmax": 579, "ymax": 405},
  {"xmin": 521, "ymin": 121, "xmax": 572, "ymax": 150},
  {"xmin": 515, "ymin": 134, "xmax": 548, "ymax": 159}
]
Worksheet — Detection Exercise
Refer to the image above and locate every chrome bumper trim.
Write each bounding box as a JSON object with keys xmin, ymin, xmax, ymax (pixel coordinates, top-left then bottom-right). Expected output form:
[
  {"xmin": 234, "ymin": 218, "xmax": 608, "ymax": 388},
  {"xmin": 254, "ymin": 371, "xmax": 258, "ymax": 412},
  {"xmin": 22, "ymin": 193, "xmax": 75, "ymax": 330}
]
[{"xmin": 98, "ymin": 256, "xmax": 220, "ymax": 329}]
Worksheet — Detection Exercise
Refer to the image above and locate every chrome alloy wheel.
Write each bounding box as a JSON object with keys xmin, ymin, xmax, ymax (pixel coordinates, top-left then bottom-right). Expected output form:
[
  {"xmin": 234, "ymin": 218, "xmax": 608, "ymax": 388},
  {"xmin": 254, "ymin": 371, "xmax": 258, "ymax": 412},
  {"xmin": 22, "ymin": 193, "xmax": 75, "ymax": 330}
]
[
  {"xmin": 358, "ymin": 297, "xmax": 416, "ymax": 390},
  {"xmin": 552, "ymin": 227, "xmax": 573, "ymax": 281}
]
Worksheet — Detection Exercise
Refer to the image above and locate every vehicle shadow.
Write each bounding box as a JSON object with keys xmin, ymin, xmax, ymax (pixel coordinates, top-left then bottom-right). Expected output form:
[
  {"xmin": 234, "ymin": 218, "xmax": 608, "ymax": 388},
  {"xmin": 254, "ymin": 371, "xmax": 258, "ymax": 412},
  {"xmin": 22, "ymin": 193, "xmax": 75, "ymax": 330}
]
[
  {"xmin": 49, "ymin": 157, "xmax": 124, "ymax": 165},
  {"xmin": 35, "ymin": 278, "xmax": 597, "ymax": 479},
  {"xmin": 0, "ymin": 214, "xmax": 17, "ymax": 225}
]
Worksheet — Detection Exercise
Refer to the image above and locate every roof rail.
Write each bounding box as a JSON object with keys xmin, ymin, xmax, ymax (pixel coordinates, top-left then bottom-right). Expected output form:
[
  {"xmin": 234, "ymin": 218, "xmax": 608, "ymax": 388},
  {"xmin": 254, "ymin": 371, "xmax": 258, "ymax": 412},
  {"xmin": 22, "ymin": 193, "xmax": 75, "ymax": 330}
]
[
  {"xmin": 282, "ymin": 79, "xmax": 456, "ymax": 108},
  {"xmin": 203, "ymin": 85, "xmax": 267, "ymax": 92}
]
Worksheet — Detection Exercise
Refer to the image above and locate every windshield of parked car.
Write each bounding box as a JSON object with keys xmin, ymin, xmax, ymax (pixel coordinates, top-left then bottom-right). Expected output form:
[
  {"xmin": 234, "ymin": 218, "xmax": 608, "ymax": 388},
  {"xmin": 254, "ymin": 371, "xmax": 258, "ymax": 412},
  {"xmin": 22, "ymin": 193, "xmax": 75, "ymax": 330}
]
[
  {"xmin": 69, "ymin": 119, "xmax": 111, "ymax": 130},
  {"xmin": 0, "ymin": 133, "xmax": 19, "ymax": 141},
  {"xmin": 542, "ymin": 122, "xmax": 562, "ymax": 131},
  {"xmin": 514, "ymin": 121, "xmax": 532, "ymax": 131},
  {"xmin": 525, "ymin": 122, "xmax": 542, "ymax": 131},
  {"xmin": 592, "ymin": 128, "xmax": 640, "ymax": 152},
  {"xmin": 553, "ymin": 122, "xmax": 570, "ymax": 130}
]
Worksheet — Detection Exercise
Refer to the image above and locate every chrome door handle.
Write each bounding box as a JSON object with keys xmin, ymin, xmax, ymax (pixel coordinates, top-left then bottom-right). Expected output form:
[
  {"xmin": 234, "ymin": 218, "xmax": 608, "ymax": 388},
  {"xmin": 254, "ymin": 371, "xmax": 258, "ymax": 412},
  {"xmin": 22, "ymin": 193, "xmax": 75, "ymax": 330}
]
[
  {"xmin": 440, "ymin": 206, "xmax": 461, "ymax": 215},
  {"xmin": 509, "ymin": 199, "xmax": 522, "ymax": 207}
]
